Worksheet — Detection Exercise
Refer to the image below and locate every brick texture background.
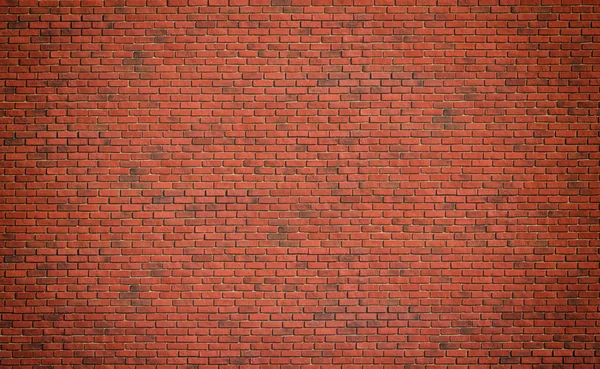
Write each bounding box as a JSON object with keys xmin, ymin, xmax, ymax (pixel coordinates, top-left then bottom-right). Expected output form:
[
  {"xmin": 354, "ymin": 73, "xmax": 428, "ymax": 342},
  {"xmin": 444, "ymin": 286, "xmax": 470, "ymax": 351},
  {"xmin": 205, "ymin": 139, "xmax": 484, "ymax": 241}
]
[{"xmin": 1, "ymin": 1, "xmax": 600, "ymax": 368}]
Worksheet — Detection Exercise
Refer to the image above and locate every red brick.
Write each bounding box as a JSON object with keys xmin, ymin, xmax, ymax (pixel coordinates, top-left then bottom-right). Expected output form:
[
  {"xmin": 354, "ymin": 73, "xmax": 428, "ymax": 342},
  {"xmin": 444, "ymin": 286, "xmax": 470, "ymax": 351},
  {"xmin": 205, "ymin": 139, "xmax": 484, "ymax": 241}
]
[{"xmin": 0, "ymin": 2, "xmax": 598, "ymax": 368}]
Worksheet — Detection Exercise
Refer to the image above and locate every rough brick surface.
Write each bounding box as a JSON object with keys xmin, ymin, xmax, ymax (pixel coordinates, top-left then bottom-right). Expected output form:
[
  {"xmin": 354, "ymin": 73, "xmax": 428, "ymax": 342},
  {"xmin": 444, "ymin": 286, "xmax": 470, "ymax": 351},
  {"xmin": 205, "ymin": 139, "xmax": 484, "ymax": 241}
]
[{"xmin": 1, "ymin": 1, "xmax": 600, "ymax": 368}]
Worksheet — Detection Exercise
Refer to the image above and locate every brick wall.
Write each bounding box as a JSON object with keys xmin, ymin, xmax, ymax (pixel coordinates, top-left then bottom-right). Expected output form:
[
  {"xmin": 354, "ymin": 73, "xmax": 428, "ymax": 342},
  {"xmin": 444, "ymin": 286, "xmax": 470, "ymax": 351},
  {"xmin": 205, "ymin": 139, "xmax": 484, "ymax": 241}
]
[{"xmin": 1, "ymin": 1, "xmax": 599, "ymax": 368}]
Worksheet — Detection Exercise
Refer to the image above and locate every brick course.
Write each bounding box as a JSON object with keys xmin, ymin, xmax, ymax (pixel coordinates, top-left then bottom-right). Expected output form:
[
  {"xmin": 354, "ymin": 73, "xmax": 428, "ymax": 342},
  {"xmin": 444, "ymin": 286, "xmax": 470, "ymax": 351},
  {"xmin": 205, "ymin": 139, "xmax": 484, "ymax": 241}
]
[{"xmin": 1, "ymin": 1, "xmax": 599, "ymax": 368}]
